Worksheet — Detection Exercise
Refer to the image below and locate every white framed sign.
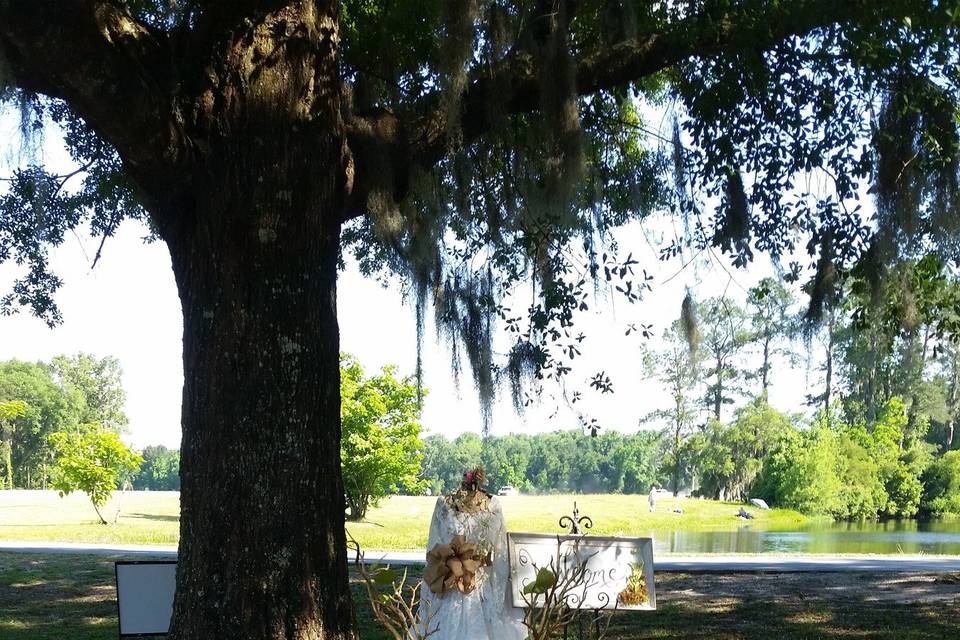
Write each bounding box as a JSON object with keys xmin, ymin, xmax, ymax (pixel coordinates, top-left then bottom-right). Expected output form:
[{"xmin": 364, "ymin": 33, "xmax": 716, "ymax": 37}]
[
  {"xmin": 507, "ymin": 533, "xmax": 656, "ymax": 611},
  {"xmin": 115, "ymin": 561, "xmax": 176, "ymax": 636}
]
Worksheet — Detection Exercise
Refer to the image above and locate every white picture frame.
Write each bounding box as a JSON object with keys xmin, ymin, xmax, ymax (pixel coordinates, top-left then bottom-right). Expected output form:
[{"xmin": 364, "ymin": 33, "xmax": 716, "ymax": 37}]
[{"xmin": 507, "ymin": 533, "xmax": 656, "ymax": 611}]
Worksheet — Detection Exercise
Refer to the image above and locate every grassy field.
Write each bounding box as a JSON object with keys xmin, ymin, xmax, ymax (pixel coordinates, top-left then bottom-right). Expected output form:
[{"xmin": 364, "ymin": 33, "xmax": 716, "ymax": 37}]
[
  {"xmin": 0, "ymin": 491, "xmax": 807, "ymax": 550},
  {"xmin": 345, "ymin": 494, "xmax": 808, "ymax": 551},
  {"xmin": 0, "ymin": 491, "xmax": 180, "ymax": 545},
  {"xmin": 2, "ymin": 552, "xmax": 957, "ymax": 640}
]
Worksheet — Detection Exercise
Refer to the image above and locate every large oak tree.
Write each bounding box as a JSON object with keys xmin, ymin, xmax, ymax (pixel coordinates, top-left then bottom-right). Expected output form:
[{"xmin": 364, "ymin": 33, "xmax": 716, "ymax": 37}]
[{"xmin": 1, "ymin": 1, "xmax": 958, "ymax": 638}]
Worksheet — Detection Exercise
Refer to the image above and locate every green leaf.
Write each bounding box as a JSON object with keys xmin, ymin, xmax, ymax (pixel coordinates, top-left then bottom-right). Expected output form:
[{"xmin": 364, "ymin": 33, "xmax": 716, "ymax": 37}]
[{"xmin": 373, "ymin": 568, "xmax": 397, "ymax": 585}]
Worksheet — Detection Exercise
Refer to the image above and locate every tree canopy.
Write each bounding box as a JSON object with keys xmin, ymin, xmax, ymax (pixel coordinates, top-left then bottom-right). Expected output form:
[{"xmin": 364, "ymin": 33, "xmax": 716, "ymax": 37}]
[
  {"xmin": 48, "ymin": 423, "xmax": 143, "ymax": 524},
  {"xmin": 340, "ymin": 354, "xmax": 424, "ymax": 521},
  {"xmin": 1, "ymin": 1, "xmax": 958, "ymax": 417}
]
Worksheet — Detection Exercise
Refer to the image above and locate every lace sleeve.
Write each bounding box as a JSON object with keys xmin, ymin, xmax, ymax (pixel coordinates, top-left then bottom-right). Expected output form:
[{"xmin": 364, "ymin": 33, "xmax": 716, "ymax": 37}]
[
  {"xmin": 426, "ymin": 496, "xmax": 448, "ymax": 548},
  {"xmin": 488, "ymin": 497, "xmax": 517, "ymax": 608}
]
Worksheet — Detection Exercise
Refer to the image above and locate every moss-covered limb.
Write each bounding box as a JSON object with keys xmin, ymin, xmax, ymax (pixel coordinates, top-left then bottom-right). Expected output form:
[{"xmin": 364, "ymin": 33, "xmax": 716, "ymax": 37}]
[
  {"xmin": 0, "ymin": 0, "xmax": 178, "ymax": 171},
  {"xmin": 384, "ymin": 0, "xmax": 928, "ymax": 172}
]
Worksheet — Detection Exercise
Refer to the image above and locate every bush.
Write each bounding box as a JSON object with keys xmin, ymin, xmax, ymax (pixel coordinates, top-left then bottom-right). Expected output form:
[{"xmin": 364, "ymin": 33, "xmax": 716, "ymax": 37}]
[{"xmin": 921, "ymin": 451, "xmax": 960, "ymax": 516}]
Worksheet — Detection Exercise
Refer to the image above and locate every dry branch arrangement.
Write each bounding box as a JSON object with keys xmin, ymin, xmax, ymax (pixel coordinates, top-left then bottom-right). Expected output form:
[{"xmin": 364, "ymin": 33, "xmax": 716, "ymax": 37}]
[
  {"xmin": 348, "ymin": 537, "xmax": 438, "ymax": 640},
  {"xmin": 519, "ymin": 539, "xmax": 613, "ymax": 640}
]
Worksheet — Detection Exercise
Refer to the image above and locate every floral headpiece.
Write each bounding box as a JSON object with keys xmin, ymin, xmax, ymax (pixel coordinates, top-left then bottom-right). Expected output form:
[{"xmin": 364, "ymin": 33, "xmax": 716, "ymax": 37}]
[{"xmin": 462, "ymin": 466, "xmax": 486, "ymax": 491}]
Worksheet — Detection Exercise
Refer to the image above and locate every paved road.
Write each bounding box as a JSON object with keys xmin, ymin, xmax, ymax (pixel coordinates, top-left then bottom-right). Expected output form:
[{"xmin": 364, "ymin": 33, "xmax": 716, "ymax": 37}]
[{"xmin": 3, "ymin": 542, "xmax": 960, "ymax": 572}]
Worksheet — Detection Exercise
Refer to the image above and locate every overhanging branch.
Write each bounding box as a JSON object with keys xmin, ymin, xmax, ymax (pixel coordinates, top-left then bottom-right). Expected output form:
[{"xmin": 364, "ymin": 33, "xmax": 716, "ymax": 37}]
[
  {"xmin": 0, "ymin": 0, "xmax": 181, "ymax": 178},
  {"xmin": 344, "ymin": 0, "xmax": 927, "ymax": 220}
]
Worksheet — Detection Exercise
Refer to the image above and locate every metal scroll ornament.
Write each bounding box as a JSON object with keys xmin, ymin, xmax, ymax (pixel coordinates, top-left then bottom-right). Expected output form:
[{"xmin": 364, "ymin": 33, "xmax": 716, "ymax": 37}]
[{"xmin": 559, "ymin": 502, "xmax": 593, "ymax": 535}]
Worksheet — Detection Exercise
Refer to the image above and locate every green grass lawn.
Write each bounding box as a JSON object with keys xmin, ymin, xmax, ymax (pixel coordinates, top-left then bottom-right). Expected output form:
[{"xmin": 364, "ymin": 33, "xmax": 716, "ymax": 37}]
[
  {"xmin": 2, "ymin": 553, "xmax": 956, "ymax": 640},
  {"xmin": 0, "ymin": 491, "xmax": 807, "ymax": 551},
  {"xmin": 346, "ymin": 494, "xmax": 809, "ymax": 551},
  {"xmin": 0, "ymin": 490, "xmax": 180, "ymax": 545}
]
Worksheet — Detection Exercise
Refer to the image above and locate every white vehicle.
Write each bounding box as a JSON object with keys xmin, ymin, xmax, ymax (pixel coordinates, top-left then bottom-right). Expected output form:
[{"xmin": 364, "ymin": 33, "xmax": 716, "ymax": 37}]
[{"xmin": 497, "ymin": 485, "xmax": 519, "ymax": 497}]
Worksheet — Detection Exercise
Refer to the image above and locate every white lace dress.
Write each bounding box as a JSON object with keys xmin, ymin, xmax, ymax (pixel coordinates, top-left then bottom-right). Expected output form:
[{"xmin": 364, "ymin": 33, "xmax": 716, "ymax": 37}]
[{"xmin": 411, "ymin": 495, "xmax": 527, "ymax": 640}]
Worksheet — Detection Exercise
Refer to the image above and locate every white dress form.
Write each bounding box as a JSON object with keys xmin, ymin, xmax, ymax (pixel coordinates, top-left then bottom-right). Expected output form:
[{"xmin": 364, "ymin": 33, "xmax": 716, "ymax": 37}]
[{"xmin": 412, "ymin": 494, "xmax": 527, "ymax": 640}]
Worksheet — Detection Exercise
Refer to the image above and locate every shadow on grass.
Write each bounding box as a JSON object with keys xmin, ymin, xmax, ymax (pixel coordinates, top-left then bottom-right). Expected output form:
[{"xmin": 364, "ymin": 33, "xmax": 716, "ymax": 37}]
[
  {"xmin": 602, "ymin": 572, "xmax": 960, "ymax": 640},
  {"xmin": 0, "ymin": 555, "xmax": 117, "ymax": 640},
  {"xmin": 123, "ymin": 512, "xmax": 180, "ymax": 523},
  {"xmin": 3, "ymin": 554, "xmax": 958, "ymax": 640},
  {"xmin": 606, "ymin": 596, "xmax": 960, "ymax": 639}
]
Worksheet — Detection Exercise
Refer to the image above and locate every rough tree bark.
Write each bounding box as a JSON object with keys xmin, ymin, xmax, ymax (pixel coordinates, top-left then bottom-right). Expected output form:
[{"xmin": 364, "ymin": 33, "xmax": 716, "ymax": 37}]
[{"xmin": 159, "ymin": 5, "xmax": 356, "ymax": 637}]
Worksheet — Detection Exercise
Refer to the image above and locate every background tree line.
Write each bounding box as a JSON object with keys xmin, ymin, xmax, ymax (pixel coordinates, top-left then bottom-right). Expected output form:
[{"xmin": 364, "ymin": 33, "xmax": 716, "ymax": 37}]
[
  {"xmin": 0, "ymin": 354, "xmax": 177, "ymax": 492},
  {"xmin": 420, "ymin": 430, "xmax": 661, "ymax": 497}
]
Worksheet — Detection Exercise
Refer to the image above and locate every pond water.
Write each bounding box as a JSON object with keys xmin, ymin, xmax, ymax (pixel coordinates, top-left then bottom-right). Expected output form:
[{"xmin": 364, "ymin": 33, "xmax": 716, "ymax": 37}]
[{"xmin": 651, "ymin": 519, "xmax": 960, "ymax": 555}]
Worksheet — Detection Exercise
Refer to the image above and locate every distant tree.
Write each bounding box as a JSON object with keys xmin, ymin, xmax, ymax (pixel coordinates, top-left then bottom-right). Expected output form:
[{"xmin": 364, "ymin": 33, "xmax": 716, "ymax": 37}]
[
  {"xmin": 50, "ymin": 353, "xmax": 128, "ymax": 432},
  {"xmin": 746, "ymin": 278, "xmax": 798, "ymax": 395},
  {"xmin": 840, "ymin": 259, "xmax": 960, "ymax": 429},
  {"xmin": 481, "ymin": 434, "xmax": 532, "ymax": 492},
  {"xmin": 805, "ymin": 300, "xmax": 842, "ymax": 420},
  {"xmin": 420, "ymin": 434, "xmax": 457, "ymax": 496},
  {"xmin": 340, "ymin": 355, "xmax": 424, "ymax": 522},
  {"xmin": 0, "ymin": 359, "xmax": 83, "ymax": 488},
  {"xmin": 614, "ymin": 432, "xmax": 661, "ymax": 494},
  {"xmin": 451, "ymin": 433, "xmax": 484, "ymax": 480},
  {"xmin": 693, "ymin": 399, "xmax": 793, "ymax": 501},
  {"xmin": 0, "ymin": 399, "xmax": 28, "ymax": 489},
  {"xmin": 48, "ymin": 424, "xmax": 143, "ymax": 525},
  {"xmin": 869, "ymin": 398, "xmax": 932, "ymax": 517},
  {"xmin": 944, "ymin": 344, "xmax": 960, "ymax": 451},
  {"xmin": 132, "ymin": 445, "xmax": 181, "ymax": 491},
  {"xmin": 700, "ymin": 297, "xmax": 751, "ymax": 421},
  {"xmin": 755, "ymin": 425, "xmax": 843, "ymax": 515},
  {"xmin": 643, "ymin": 322, "xmax": 703, "ymax": 495}
]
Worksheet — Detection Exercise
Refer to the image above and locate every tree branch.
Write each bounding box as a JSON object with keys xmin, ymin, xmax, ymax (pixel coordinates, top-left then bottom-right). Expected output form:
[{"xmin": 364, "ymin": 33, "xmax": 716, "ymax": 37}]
[
  {"xmin": 0, "ymin": 1, "xmax": 182, "ymax": 181},
  {"xmin": 344, "ymin": 0, "xmax": 926, "ymax": 220}
]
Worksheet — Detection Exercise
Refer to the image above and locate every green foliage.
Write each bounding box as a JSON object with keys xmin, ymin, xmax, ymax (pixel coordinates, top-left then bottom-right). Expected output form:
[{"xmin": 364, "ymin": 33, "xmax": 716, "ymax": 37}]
[
  {"xmin": 49, "ymin": 354, "xmax": 128, "ymax": 432},
  {"xmin": 921, "ymin": 451, "xmax": 960, "ymax": 516},
  {"xmin": 747, "ymin": 277, "xmax": 799, "ymax": 393},
  {"xmin": 869, "ymin": 399, "xmax": 932, "ymax": 517},
  {"xmin": 0, "ymin": 359, "xmax": 85, "ymax": 488},
  {"xmin": 642, "ymin": 321, "xmax": 703, "ymax": 494},
  {"xmin": 756, "ymin": 426, "xmax": 844, "ymax": 516},
  {"xmin": 690, "ymin": 399, "xmax": 793, "ymax": 501},
  {"xmin": 699, "ymin": 297, "xmax": 751, "ymax": 420},
  {"xmin": 47, "ymin": 425, "xmax": 143, "ymax": 525},
  {"xmin": 832, "ymin": 426, "xmax": 888, "ymax": 520},
  {"xmin": 341, "ymin": 354, "xmax": 426, "ymax": 521},
  {"xmin": 0, "ymin": 399, "xmax": 28, "ymax": 489},
  {"xmin": 522, "ymin": 567, "xmax": 557, "ymax": 596},
  {"xmin": 420, "ymin": 429, "xmax": 661, "ymax": 496},
  {"xmin": 0, "ymin": 356, "xmax": 134, "ymax": 489},
  {"xmin": 752, "ymin": 399, "xmax": 936, "ymax": 519},
  {"xmin": 130, "ymin": 445, "xmax": 180, "ymax": 491}
]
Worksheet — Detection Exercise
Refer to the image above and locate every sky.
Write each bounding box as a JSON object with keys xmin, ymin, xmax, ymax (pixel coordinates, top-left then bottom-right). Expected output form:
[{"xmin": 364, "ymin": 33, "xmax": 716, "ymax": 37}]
[{"xmin": 0, "ymin": 113, "xmax": 821, "ymax": 451}]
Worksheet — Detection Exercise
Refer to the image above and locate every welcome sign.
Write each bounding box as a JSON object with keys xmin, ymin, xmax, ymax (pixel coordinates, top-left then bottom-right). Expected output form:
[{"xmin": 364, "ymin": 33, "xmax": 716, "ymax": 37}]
[{"xmin": 507, "ymin": 533, "xmax": 656, "ymax": 611}]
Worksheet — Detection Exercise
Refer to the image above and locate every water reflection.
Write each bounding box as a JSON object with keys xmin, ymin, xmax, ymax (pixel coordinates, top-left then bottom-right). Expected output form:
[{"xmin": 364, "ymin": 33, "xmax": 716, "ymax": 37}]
[{"xmin": 650, "ymin": 520, "xmax": 960, "ymax": 555}]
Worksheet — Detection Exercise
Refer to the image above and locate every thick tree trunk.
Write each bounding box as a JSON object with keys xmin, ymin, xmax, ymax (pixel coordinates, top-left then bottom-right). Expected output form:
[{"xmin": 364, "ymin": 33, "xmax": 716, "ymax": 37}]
[
  {"xmin": 165, "ymin": 189, "xmax": 352, "ymax": 639},
  {"xmin": 136, "ymin": 3, "xmax": 358, "ymax": 638}
]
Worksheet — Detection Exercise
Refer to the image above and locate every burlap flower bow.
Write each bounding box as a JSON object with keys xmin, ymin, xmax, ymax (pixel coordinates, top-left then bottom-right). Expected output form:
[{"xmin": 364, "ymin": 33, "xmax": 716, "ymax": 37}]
[{"xmin": 423, "ymin": 535, "xmax": 482, "ymax": 597}]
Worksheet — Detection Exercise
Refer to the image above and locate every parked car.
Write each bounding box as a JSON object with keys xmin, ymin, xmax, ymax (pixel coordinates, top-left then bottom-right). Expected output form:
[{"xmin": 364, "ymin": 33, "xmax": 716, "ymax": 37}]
[{"xmin": 497, "ymin": 485, "xmax": 518, "ymax": 497}]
